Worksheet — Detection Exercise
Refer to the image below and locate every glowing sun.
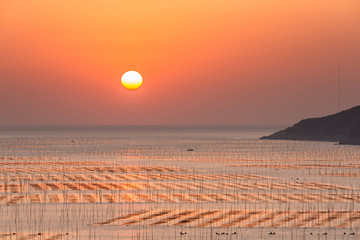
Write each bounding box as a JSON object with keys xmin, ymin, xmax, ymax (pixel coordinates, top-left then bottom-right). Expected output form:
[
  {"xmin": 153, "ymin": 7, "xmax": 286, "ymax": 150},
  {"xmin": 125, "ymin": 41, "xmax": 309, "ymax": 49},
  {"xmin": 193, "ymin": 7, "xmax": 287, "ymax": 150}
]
[{"xmin": 121, "ymin": 71, "xmax": 143, "ymax": 90}]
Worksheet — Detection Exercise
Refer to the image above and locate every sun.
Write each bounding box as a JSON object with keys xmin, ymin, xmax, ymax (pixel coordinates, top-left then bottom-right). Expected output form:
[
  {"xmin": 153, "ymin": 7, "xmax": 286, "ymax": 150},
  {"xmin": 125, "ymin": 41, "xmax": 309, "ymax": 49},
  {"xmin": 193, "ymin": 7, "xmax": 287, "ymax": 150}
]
[{"xmin": 121, "ymin": 71, "xmax": 143, "ymax": 90}]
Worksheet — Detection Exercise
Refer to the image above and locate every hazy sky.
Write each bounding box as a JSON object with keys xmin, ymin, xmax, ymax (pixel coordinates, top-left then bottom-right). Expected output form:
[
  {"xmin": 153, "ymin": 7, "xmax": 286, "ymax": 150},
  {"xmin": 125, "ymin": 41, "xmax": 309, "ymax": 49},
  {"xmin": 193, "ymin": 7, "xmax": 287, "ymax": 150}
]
[{"xmin": 1, "ymin": 0, "xmax": 359, "ymax": 126}]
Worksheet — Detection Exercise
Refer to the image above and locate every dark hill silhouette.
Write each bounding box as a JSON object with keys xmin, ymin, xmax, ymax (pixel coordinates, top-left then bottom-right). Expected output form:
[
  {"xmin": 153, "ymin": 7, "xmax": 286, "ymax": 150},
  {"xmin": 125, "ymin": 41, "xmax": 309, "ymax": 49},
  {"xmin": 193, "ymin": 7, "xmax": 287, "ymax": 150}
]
[
  {"xmin": 340, "ymin": 124, "xmax": 360, "ymax": 145},
  {"xmin": 261, "ymin": 105, "xmax": 360, "ymax": 145}
]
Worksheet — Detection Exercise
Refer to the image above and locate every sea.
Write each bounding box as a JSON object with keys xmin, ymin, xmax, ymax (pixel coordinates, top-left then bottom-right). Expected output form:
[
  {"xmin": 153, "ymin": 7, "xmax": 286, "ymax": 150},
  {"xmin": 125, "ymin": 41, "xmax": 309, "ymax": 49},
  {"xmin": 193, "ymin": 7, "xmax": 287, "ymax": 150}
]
[
  {"xmin": 1, "ymin": 126, "xmax": 360, "ymax": 239},
  {"xmin": 1, "ymin": 125, "xmax": 359, "ymax": 165}
]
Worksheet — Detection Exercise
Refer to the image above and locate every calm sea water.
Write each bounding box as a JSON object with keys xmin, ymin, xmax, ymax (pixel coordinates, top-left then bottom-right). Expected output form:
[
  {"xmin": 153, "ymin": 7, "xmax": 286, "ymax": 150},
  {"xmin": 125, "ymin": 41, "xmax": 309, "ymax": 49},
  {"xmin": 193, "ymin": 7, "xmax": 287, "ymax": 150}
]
[
  {"xmin": 1, "ymin": 126, "xmax": 360, "ymax": 239},
  {"xmin": 1, "ymin": 125, "xmax": 359, "ymax": 165}
]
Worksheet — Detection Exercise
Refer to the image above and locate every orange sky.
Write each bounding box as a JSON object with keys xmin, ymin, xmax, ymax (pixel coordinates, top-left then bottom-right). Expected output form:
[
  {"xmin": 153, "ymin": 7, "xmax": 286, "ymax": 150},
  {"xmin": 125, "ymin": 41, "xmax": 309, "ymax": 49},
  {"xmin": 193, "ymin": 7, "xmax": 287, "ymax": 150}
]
[{"xmin": 1, "ymin": 0, "xmax": 359, "ymax": 125}]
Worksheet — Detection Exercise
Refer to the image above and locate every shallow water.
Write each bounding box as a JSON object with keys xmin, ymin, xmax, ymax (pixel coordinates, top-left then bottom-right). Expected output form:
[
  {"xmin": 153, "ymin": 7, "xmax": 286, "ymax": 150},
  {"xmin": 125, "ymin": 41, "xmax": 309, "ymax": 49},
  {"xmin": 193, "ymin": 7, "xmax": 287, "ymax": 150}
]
[
  {"xmin": 1, "ymin": 125, "xmax": 359, "ymax": 163},
  {"xmin": 1, "ymin": 126, "xmax": 360, "ymax": 239}
]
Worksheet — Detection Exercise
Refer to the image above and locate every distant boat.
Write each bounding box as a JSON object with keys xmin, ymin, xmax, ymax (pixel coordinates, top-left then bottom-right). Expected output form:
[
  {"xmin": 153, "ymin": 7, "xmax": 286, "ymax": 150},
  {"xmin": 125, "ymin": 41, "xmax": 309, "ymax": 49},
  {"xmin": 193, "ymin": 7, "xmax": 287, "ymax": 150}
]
[{"xmin": 187, "ymin": 149, "xmax": 194, "ymax": 152}]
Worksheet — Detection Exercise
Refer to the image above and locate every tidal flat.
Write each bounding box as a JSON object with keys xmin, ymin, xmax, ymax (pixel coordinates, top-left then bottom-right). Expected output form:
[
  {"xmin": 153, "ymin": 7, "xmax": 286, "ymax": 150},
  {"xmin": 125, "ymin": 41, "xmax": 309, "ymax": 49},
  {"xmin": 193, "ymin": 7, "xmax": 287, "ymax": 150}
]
[{"xmin": 1, "ymin": 126, "xmax": 360, "ymax": 239}]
